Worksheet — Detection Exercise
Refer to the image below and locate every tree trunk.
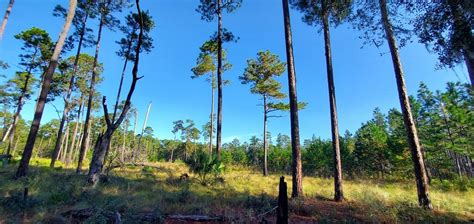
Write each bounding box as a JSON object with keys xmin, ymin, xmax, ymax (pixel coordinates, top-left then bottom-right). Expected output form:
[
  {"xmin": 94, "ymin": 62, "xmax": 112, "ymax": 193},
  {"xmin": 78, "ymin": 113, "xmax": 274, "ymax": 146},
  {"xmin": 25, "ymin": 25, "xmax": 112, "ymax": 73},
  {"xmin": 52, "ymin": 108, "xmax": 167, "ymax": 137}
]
[
  {"xmin": 15, "ymin": 0, "xmax": 77, "ymax": 178},
  {"xmin": 77, "ymin": 13, "xmax": 104, "ymax": 174},
  {"xmin": 112, "ymin": 44, "xmax": 132, "ymax": 123},
  {"xmin": 216, "ymin": 0, "xmax": 223, "ymax": 160},
  {"xmin": 66, "ymin": 99, "xmax": 83, "ymax": 167},
  {"xmin": 322, "ymin": 9, "xmax": 344, "ymax": 202},
  {"xmin": 133, "ymin": 102, "xmax": 151, "ymax": 161},
  {"xmin": 282, "ymin": 0, "xmax": 303, "ymax": 198},
  {"xmin": 209, "ymin": 74, "xmax": 214, "ymax": 154},
  {"xmin": 379, "ymin": 0, "xmax": 432, "ymax": 209},
  {"xmin": 87, "ymin": 0, "xmax": 143, "ymax": 186},
  {"xmin": 263, "ymin": 95, "xmax": 268, "ymax": 176},
  {"xmin": 61, "ymin": 124, "xmax": 70, "ymax": 163},
  {"xmin": 87, "ymin": 129, "xmax": 113, "ymax": 186},
  {"xmin": 0, "ymin": 0, "xmax": 14, "ymax": 40},
  {"xmin": 51, "ymin": 12, "xmax": 88, "ymax": 167}
]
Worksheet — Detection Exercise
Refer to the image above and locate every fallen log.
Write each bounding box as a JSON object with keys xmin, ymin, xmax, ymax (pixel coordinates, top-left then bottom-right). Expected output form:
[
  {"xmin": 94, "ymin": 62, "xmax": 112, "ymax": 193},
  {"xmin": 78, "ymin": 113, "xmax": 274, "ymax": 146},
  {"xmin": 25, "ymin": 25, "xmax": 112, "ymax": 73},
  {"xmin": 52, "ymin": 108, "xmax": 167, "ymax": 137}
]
[{"xmin": 166, "ymin": 214, "xmax": 224, "ymax": 221}]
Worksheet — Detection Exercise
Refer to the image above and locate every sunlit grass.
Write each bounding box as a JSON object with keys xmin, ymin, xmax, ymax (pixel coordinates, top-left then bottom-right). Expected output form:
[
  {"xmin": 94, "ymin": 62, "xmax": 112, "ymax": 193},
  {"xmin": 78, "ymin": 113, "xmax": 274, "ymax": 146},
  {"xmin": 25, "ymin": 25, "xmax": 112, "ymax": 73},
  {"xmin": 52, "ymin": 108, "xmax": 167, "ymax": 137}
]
[{"xmin": 0, "ymin": 158, "xmax": 472, "ymax": 222}]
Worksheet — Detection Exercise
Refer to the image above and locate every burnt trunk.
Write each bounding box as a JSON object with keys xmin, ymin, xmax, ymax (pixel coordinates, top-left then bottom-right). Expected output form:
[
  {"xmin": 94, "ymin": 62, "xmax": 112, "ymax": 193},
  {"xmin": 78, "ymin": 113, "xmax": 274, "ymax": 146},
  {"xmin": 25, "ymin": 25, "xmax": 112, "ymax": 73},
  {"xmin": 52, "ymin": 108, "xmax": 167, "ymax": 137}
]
[
  {"xmin": 216, "ymin": 0, "xmax": 223, "ymax": 160},
  {"xmin": 379, "ymin": 0, "xmax": 432, "ymax": 209},
  {"xmin": 322, "ymin": 9, "xmax": 344, "ymax": 202},
  {"xmin": 77, "ymin": 14, "xmax": 104, "ymax": 173},
  {"xmin": 282, "ymin": 0, "xmax": 303, "ymax": 198}
]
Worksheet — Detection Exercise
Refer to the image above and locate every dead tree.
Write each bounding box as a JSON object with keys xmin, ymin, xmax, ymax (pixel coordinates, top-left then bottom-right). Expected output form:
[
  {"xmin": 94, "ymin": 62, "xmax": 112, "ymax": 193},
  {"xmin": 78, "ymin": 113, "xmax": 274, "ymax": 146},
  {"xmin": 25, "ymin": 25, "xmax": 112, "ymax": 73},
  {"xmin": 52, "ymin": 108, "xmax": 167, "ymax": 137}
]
[{"xmin": 87, "ymin": 0, "xmax": 144, "ymax": 186}]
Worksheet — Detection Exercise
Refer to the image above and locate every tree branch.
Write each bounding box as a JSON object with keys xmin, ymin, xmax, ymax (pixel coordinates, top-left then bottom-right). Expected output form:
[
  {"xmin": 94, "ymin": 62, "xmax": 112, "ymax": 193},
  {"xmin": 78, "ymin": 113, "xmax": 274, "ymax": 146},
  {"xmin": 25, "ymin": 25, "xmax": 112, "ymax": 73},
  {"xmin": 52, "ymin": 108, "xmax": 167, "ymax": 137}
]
[{"xmin": 102, "ymin": 96, "xmax": 111, "ymax": 127}]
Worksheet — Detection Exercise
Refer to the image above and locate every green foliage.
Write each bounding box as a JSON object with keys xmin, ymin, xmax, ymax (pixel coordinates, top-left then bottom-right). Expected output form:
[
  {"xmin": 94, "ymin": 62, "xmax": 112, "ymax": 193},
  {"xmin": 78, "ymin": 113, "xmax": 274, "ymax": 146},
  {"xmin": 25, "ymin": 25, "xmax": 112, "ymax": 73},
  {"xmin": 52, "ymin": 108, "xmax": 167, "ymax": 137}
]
[{"xmin": 186, "ymin": 149, "xmax": 225, "ymax": 185}]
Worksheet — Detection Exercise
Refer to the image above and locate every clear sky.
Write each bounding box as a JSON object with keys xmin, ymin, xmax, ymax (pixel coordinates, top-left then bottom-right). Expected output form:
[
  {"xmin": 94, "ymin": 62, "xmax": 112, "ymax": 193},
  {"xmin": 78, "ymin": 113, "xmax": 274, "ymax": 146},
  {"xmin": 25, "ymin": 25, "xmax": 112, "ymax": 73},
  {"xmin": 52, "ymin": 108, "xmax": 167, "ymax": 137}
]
[{"xmin": 0, "ymin": 0, "xmax": 469, "ymax": 143}]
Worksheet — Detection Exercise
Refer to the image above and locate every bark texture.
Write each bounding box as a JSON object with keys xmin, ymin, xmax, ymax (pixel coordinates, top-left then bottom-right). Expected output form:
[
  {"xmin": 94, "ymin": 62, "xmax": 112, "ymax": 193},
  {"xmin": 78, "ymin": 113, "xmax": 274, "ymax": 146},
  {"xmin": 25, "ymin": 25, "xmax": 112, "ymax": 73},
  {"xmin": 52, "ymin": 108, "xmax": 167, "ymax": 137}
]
[
  {"xmin": 0, "ymin": 0, "xmax": 14, "ymax": 39},
  {"xmin": 282, "ymin": 0, "xmax": 303, "ymax": 198},
  {"xmin": 322, "ymin": 9, "xmax": 344, "ymax": 202},
  {"xmin": 379, "ymin": 0, "xmax": 432, "ymax": 209},
  {"xmin": 16, "ymin": 0, "xmax": 77, "ymax": 178}
]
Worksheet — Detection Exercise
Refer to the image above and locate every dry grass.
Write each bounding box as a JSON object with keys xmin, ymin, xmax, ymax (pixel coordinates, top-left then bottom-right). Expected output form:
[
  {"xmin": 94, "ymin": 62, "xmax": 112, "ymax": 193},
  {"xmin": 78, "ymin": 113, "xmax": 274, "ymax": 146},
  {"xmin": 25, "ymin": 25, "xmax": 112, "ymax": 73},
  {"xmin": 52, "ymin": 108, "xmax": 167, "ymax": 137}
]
[{"xmin": 0, "ymin": 158, "xmax": 472, "ymax": 223}]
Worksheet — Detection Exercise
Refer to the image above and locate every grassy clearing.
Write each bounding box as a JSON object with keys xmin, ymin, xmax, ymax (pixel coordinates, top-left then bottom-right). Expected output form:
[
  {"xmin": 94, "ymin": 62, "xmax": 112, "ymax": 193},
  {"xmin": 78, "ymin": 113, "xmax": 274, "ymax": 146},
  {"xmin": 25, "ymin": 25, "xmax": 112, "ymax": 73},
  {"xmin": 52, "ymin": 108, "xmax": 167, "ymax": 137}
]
[{"xmin": 0, "ymin": 158, "xmax": 473, "ymax": 223}]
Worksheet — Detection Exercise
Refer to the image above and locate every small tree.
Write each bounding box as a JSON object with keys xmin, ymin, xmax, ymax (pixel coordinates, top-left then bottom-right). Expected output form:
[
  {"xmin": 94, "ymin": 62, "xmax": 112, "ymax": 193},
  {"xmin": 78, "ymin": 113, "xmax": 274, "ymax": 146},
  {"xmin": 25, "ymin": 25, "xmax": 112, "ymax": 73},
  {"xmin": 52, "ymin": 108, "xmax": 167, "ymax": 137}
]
[{"xmin": 240, "ymin": 50, "xmax": 290, "ymax": 176}]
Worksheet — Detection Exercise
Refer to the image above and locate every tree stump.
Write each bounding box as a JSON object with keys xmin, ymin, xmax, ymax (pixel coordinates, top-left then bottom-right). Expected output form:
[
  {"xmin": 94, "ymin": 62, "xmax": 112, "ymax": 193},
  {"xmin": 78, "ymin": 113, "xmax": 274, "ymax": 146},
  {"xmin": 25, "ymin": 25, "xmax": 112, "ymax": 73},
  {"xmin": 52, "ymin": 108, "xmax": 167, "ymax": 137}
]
[{"xmin": 277, "ymin": 176, "xmax": 288, "ymax": 224}]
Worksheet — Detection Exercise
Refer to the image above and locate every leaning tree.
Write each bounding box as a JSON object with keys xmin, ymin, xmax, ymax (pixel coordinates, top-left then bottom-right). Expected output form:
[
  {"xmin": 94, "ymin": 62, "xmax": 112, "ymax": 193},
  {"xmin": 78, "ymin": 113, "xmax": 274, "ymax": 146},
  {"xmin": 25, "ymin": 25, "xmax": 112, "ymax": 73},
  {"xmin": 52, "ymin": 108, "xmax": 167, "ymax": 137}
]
[
  {"xmin": 196, "ymin": 0, "xmax": 242, "ymax": 159},
  {"xmin": 351, "ymin": 0, "xmax": 432, "ymax": 209},
  {"xmin": 16, "ymin": 0, "xmax": 77, "ymax": 178},
  {"xmin": 50, "ymin": 0, "xmax": 97, "ymax": 168},
  {"xmin": 87, "ymin": 0, "xmax": 147, "ymax": 186}
]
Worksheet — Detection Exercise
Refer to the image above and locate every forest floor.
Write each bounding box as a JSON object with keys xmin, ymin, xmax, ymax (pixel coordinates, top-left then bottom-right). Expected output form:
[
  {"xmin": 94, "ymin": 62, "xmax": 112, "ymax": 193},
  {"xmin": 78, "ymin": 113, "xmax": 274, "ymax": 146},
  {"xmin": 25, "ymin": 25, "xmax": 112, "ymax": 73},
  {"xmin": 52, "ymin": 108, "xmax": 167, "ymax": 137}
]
[{"xmin": 0, "ymin": 158, "xmax": 473, "ymax": 223}]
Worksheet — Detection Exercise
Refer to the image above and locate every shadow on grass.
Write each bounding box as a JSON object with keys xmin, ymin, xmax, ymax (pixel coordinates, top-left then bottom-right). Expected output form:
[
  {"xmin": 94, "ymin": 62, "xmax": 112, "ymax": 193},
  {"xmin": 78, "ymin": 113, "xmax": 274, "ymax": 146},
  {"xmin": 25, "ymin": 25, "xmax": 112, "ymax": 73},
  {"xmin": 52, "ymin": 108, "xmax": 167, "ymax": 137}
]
[{"xmin": 0, "ymin": 162, "xmax": 471, "ymax": 223}]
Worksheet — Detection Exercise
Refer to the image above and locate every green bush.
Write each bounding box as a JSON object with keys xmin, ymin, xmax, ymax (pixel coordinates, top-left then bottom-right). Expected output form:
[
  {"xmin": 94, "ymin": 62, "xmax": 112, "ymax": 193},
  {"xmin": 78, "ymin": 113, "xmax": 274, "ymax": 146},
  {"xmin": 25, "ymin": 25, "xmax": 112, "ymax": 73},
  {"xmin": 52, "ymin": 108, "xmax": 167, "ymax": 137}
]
[{"xmin": 186, "ymin": 150, "xmax": 225, "ymax": 185}]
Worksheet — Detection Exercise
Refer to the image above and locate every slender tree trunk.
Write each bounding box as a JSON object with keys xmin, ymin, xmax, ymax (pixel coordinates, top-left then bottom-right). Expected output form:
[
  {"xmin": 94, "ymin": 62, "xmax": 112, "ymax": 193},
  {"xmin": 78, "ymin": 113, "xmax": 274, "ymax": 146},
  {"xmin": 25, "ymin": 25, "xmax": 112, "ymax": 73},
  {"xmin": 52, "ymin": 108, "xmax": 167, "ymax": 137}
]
[
  {"xmin": 0, "ymin": 0, "xmax": 14, "ymax": 40},
  {"xmin": 209, "ymin": 75, "xmax": 214, "ymax": 154},
  {"xmin": 216, "ymin": 0, "xmax": 223, "ymax": 160},
  {"xmin": 5, "ymin": 60, "xmax": 35, "ymax": 150},
  {"xmin": 57, "ymin": 120, "xmax": 68, "ymax": 161},
  {"xmin": 282, "ymin": 0, "xmax": 303, "ymax": 198},
  {"xmin": 322, "ymin": 10, "xmax": 344, "ymax": 202},
  {"xmin": 61, "ymin": 124, "xmax": 70, "ymax": 162},
  {"xmin": 379, "ymin": 0, "xmax": 432, "ymax": 209},
  {"xmin": 51, "ymin": 12, "xmax": 88, "ymax": 168},
  {"xmin": 263, "ymin": 95, "xmax": 268, "ymax": 176},
  {"xmin": 66, "ymin": 99, "xmax": 83, "ymax": 167},
  {"xmin": 35, "ymin": 136, "xmax": 43, "ymax": 158},
  {"xmin": 112, "ymin": 44, "xmax": 131, "ymax": 123},
  {"xmin": 133, "ymin": 102, "xmax": 151, "ymax": 161},
  {"xmin": 121, "ymin": 121, "xmax": 126, "ymax": 162},
  {"xmin": 77, "ymin": 14, "xmax": 104, "ymax": 174},
  {"xmin": 15, "ymin": 0, "xmax": 77, "ymax": 178}
]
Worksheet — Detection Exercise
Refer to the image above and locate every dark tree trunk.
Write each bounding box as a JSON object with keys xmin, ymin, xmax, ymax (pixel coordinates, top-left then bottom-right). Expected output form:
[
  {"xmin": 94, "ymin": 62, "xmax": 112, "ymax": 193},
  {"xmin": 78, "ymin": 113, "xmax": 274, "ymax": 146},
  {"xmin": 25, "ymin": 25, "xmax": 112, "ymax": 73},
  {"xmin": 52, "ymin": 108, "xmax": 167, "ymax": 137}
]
[
  {"xmin": 77, "ymin": 14, "xmax": 104, "ymax": 173},
  {"xmin": 379, "ymin": 0, "xmax": 432, "ymax": 209},
  {"xmin": 87, "ymin": 0, "xmax": 143, "ymax": 186},
  {"xmin": 322, "ymin": 9, "xmax": 344, "ymax": 202},
  {"xmin": 263, "ymin": 95, "xmax": 268, "ymax": 176},
  {"xmin": 282, "ymin": 0, "xmax": 303, "ymax": 198},
  {"xmin": 0, "ymin": 0, "xmax": 14, "ymax": 39},
  {"xmin": 112, "ymin": 50, "xmax": 130, "ymax": 123},
  {"xmin": 216, "ymin": 0, "xmax": 223, "ymax": 160},
  {"xmin": 15, "ymin": 0, "xmax": 77, "ymax": 178},
  {"xmin": 50, "ymin": 13, "xmax": 88, "ymax": 168},
  {"xmin": 464, "ymin": 51, "xmax": 474, "ymax": 87},
  {"xmin": 209, "ymin": 76, "xmax": 214, "ymax": 154}
]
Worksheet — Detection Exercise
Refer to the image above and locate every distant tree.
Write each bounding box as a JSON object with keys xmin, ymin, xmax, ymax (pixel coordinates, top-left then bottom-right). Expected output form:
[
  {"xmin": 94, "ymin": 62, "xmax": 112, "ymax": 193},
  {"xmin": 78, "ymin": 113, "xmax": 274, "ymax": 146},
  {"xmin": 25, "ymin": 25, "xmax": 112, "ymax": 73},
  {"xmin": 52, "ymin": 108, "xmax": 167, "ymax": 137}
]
[
  {"xmin": 291, "ymin": 0, "xmax": 352, "ymax": 202},
  {"xmin": 87, "ymin": 0, "xmax": 145, "ymax": 186},
  {"xmin": 170, "ymin": 120, "xmax": 184, "ymax": 162},
  {"xmin": 2, "ymin": 28, "xmax": 53, "ymax": 155},
  {"xmin": 414, "ymin": 1, "xmax": 473, "ymax": 86},
  {"xmin": 240, "ymin": 50, "xmax": 288, "ymax": 176},
  {"xmin": 191, "ymin": 39, "xmax": 231, "ymax": 154},
  {"xmin": 282, "ymin": 0, "xmax": 303, "ymax": 198},
  {"xmin": 351, "ymin": 0, "xmax": 432, "ymax": 209},
  {"xmin": 50, "ymin": 54, "xmax": 101, "ymax": 167},
  {"xmin": 0, "ymin": 0, "xmax": 14, "ymax": 39},
  {"xmin": 16, "ymin": 0, "xmax": 77, "ymax": 178},
  {"xmin": 196, "ymin": 0, "xmax": 242, "ymax": 159}
]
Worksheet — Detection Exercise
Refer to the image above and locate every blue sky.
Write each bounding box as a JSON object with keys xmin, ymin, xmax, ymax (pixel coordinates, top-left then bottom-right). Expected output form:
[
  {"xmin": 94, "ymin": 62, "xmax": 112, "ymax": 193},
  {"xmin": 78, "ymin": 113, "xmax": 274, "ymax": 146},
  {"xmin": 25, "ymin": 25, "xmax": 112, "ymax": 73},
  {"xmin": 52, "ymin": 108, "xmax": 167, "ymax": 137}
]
[{"xmin": 0, "ymin": 1, "xmax": 469, "ymax": 143}]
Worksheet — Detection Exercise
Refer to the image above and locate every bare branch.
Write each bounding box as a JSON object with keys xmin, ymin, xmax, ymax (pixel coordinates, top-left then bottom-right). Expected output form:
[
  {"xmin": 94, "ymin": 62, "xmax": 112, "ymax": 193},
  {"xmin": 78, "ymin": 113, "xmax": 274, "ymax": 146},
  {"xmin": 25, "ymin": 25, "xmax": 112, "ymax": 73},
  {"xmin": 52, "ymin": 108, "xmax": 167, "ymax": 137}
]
[{"xmin": 102, "ymin": 96, "xmax": 111, "ymax": 127}]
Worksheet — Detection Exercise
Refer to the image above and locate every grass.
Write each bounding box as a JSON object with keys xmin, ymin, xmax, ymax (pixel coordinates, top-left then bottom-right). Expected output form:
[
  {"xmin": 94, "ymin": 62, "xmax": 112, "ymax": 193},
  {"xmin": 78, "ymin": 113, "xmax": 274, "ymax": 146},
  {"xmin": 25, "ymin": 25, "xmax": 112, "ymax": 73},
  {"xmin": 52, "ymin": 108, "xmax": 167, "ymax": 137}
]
[{"xmin": 1, "ymin": 158, "xmax": 473, "ymax": 223}]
